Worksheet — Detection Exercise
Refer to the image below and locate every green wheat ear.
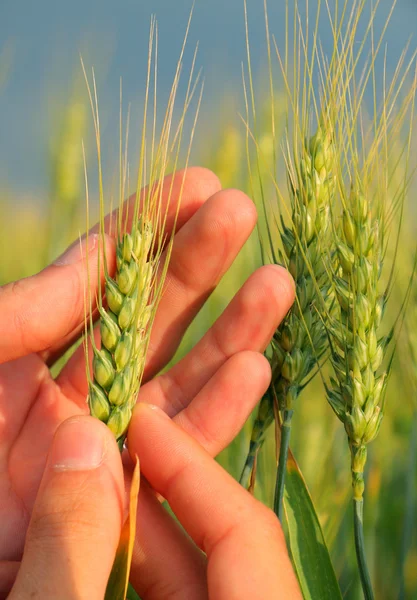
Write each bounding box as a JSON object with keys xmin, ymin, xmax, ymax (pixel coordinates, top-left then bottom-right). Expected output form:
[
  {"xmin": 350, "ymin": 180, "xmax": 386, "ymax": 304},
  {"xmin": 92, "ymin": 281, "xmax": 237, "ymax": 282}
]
[
  {"xmin": 82, "ymin": 15, "xmax": 202, "ymax": 449},
  {"xmin": 318, "ymin": 37, "xmax": 417, "ymax": 600},
  {"xmin": 240, "ymin": 0, "xmax": 345, "ymax": 503},
  {"xmin": 239, "ymin": 117, "xmax": 337, "ymax": 493},
  {"xmin": 326, "ymin": 185, "xmax": 387, "ymax": 497},
  {"xmin": 89, "ymin": 219, "xmax": 156, "ymax": 445}
]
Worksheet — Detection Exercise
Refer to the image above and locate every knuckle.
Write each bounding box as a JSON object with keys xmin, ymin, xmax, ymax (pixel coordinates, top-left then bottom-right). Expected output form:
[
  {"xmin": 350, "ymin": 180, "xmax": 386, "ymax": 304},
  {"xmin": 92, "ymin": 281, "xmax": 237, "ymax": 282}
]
[
  {"xmin": 163, "ymin": 459, "xmax": 193, "ymax": 502},
  {"xmin": 243, "ymin": 500, "xmax": 286, "ymax": 544},
  {"xmin": 258, "ymin": 505, "xmax": 287, "ymax": 544}
]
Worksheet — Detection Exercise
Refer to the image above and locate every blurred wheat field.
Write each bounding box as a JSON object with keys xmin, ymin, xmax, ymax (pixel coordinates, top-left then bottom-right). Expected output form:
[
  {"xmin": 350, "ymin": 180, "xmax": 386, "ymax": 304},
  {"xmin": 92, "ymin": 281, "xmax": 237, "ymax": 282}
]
[{"xmin": 1, "ymin": 6, "xmax": 417, "ymax": 598}]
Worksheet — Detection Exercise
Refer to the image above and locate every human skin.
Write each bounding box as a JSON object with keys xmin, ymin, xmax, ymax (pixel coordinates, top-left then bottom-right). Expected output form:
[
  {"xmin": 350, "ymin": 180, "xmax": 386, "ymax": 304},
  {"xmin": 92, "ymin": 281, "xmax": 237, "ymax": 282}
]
[{"xmin": 0, "ymin": 167, "xmax": 300, "ymax": 599}]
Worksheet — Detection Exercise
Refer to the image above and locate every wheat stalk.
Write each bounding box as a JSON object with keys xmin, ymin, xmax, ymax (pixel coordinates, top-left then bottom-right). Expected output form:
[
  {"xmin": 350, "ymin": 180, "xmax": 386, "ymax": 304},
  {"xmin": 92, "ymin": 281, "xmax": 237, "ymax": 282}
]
[
  {"xmin": 326, "ymin": 185, "xmax": 386, "ymax": 496},
  {"xmin": 320, "ymin": 44, "xmax": 417, "ymax": 600},
  {"xmin": 239, "ymin": 120, "xmax": 336, "ymax": 513},
  {"xmin": 240, "ymin": 0, "xmax": 342, "ymax": 517},
  {"xmin": 82, "ymin": 16, "xmax": 202, "ymax": 450}
]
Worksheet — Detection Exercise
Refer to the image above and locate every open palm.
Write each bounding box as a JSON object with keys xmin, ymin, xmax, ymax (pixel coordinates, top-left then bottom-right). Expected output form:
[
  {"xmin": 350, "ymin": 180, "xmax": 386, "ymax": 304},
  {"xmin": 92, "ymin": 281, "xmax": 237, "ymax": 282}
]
[{"xmin": 0, "ymin": 168, "xmax": 294, "ymax": 597}]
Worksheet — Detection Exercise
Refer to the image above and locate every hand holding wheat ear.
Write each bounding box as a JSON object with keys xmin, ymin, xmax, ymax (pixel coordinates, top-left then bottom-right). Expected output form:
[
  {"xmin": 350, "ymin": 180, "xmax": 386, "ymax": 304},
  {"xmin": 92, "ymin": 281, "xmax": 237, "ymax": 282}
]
[{"xmin": 0, "ymin": 167, "xmax": 295, "ymax": 598}]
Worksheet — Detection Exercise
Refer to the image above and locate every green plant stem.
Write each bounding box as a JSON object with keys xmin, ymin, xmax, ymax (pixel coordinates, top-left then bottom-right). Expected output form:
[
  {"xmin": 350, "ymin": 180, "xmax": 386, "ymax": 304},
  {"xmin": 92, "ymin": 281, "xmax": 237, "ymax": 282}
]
[
  {"xmin": 398, "ymin": 409, "xmax": 417, "ymax": 600},
  {"xmin": 353, "ymin": 498, "xmax": 374, "ymax": 600},
  {"xmin": 239, "ymin": 391, "xmax": 274, "ymax": 489},
  {"xmin": 239, "ymin": 449, "xmax": 256, "ymax": 488},
  {"xmin": 117, "ymin": 436, "xmax": 126, "ymax": 453},
  {"xmin": 274, "ymin": 409, "xmax": 293, "ymax": 521}
]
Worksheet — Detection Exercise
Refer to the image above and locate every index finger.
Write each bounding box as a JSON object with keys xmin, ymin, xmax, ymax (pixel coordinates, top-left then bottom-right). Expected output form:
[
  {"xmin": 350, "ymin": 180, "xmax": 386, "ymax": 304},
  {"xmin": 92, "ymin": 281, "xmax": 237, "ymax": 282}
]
[
  {"xmin": 0, "ymin": 168, "xmax": 220, "ymax": 365},
  {"xmin": 128, "ymin": 403, "xmax": 301, "ymax": 599}
]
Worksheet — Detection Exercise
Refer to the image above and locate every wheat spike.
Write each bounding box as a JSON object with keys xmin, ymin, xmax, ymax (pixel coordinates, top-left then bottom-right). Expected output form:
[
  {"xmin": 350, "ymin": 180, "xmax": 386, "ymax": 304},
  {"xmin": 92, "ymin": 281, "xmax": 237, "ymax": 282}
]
[
  {"xmin": 83, "ymin": 15, "xmax": 202, "ymax": 449},
  {"xmin": 240, "ymin": 119, "xmax": 336, "ymax": 489},
  {"xmin": 326, "ymin": 186, "xmax": 387, "ymax": 501},
  {"xmin": 88, "ymin": 221, "xmax": 156, "ymax": 444}
]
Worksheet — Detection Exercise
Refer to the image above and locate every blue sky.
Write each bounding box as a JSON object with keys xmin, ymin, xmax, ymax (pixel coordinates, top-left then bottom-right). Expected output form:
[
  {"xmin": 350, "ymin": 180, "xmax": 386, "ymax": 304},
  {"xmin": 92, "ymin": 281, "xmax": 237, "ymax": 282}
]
[{"xmin": 1, "ymin": 0, "xmax": 416, "ymax": 200}]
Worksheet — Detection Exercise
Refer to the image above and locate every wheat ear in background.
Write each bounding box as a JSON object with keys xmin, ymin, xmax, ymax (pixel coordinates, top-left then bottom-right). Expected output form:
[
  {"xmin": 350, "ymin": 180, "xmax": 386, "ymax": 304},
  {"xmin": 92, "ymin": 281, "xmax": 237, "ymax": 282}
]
[
  {"xmin": 325, "ymin": 184, "xmax": 387, "ymax": 600},
  {"xmin": 239, "ymin": 121, "xmax": 336, "ymax": 511},
  {"xmin": 322, "ymin": 75, "xmax": 417, "ymax": 597},
  {"xmin": 83, "ymin": 17, "xmax": 202, "ymax": 450},
  {"xmin": 240, "ymin": 0, "xmax": 344, "ymax": 514}
]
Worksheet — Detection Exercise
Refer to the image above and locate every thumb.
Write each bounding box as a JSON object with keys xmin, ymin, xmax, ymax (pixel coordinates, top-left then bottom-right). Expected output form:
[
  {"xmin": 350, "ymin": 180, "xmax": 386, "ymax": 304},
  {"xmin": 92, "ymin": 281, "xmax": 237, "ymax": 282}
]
[{"xmin": 9, "ymin": 417, "xmax": 124, "ymax": 600}]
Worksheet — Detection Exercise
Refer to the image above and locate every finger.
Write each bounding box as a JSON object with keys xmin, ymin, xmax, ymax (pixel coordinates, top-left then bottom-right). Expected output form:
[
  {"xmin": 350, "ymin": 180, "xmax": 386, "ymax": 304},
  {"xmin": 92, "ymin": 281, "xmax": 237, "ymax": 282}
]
[
  {"xmin": 128, "ymin": 352, "xmax": 270, "ymax": 598},
  {"xmin": 0, "ymin": 561, "xmax": 19, "ymax": 599},
  {"xmin": 0, "ymin": 355, "xmax": 50, "ymax": 453},
  {"xmin": 9, "ymin": 417, "xmax": 124, "ymax": 600},
  {"xmin": 128, "ymin": 404, "xmax": 301, "ymax": 599},
  {"xmin": 0, "ymin": 233, "xmax": 115, "ymax": 366},
  {"xmin": 0, "ymin": 168, "xmax": 220, "ymax": 364},
  {"xmin": 140, "ymin": 265, "xmax": 294, "ymax": 416},
  {"xmin": 143, "ymin": 187, "xmax": 257, "ymax": 378},
  {"xmin": 129, "ymin": 484, "xmax": 208, "ymax": 600},
  {"xmin": 173, "ymin": 351, "xmax": 271, "ymax": 456},
  {"xmin": 57, "ymin": 187, "xmax": 257, "ymax": 399}
]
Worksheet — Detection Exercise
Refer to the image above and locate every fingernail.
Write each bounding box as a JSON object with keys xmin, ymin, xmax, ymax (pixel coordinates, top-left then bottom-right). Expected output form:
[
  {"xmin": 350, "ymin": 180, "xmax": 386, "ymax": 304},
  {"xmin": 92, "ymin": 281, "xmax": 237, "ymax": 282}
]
[
  {"xmin": 50, "ymin": 418, "xmax": 106, "ymax": 471},
  {"xmin": 53, "ymin": 233, "xmax": 99, "ymax": 266}
]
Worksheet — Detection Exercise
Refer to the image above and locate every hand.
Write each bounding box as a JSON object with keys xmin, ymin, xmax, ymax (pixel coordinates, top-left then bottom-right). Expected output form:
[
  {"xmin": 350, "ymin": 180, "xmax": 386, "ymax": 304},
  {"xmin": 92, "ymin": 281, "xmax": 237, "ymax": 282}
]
[
  {"xmin": 8, "ymin": 406, "xmax": 301, "ymax": 599},
  {"xmin": 0, "ymin": 168, "xmax": 295, "ymax": 597}
]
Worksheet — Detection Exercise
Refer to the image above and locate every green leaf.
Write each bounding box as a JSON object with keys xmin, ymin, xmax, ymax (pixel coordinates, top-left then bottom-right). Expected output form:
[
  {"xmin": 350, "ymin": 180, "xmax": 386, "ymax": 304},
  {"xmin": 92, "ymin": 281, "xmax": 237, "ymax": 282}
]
[
  {"xmin": 284, "ymin": 451, "xmax": 342, "ymax": 600},
  {"xmin": 105, "ymin": 459, "xmax": 140, "ymax": 600}
]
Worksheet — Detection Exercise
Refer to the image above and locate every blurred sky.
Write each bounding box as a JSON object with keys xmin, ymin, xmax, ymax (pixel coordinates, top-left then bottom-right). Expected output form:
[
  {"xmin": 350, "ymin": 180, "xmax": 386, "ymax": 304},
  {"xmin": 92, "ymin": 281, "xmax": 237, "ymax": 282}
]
[{"xmin": 1, "ymin": 0, "xmax": 416, "ymax": 201}]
